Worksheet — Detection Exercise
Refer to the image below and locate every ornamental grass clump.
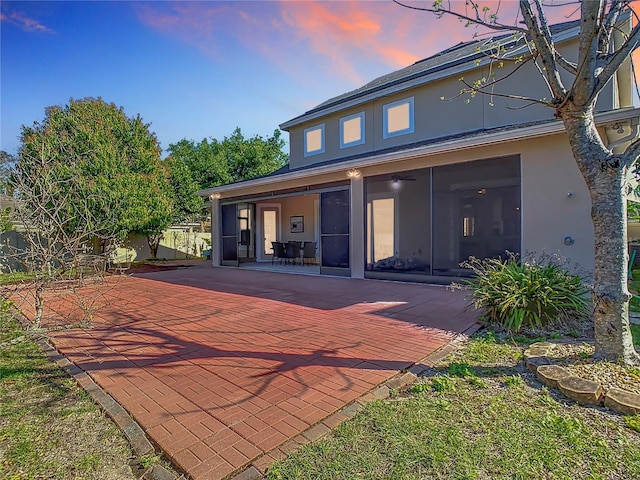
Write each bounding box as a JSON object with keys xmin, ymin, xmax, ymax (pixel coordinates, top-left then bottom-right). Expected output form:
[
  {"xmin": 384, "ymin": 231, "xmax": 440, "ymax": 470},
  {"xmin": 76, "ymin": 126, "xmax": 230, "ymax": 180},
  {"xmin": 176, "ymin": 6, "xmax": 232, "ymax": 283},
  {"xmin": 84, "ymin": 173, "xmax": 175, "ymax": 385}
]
[{"xmin": 461, "ymin": 255, "xmax": 590, "ymax": 333}]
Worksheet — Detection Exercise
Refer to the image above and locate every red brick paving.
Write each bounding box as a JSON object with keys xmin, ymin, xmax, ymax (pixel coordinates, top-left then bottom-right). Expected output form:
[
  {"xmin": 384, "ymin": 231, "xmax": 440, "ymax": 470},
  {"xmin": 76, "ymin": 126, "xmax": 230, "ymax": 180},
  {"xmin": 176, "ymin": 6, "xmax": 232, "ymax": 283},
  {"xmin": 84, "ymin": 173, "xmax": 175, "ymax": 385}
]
[{"xmin": 26, "ymin": 263, "xmax": 477, "ymax": 479}]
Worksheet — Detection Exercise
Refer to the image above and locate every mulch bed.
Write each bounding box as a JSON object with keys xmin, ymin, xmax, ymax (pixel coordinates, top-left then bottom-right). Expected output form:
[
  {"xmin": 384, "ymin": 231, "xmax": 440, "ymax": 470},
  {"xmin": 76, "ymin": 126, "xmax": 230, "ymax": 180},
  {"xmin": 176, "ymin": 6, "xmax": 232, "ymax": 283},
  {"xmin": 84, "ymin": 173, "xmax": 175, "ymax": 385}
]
[{"xmin": 126, "ymin": 264, "xmax": 194, "ymax": 274}]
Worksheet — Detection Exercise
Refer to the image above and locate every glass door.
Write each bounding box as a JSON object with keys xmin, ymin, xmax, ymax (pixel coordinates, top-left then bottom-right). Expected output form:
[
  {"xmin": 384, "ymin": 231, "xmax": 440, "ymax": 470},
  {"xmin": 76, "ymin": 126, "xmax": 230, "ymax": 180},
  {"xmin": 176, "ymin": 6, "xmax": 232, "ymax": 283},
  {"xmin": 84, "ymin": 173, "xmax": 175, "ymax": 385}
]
[
  {"xmin": 256, "ymin": 204, "xmax": 281, "ymax": 262},
  {"xmin": 320, "ymin": 189, "xmax": 350, "ymax": 276},
  {"xmin": 221, "ymin": 204, "xmax": 238, "ymax": 266},
  {"xmin": 237, "ymin": 203, "xmax": 255, "ymax": 263}
]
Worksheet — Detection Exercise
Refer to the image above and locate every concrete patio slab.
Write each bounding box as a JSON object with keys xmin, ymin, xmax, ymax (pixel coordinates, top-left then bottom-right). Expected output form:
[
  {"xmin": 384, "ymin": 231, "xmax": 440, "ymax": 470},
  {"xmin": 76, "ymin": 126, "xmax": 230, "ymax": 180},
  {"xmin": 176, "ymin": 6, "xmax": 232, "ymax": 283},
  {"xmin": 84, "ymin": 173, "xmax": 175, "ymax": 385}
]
[{"xmin": 32, "ymin": 263, "xmax": 477, "ymax": 479}]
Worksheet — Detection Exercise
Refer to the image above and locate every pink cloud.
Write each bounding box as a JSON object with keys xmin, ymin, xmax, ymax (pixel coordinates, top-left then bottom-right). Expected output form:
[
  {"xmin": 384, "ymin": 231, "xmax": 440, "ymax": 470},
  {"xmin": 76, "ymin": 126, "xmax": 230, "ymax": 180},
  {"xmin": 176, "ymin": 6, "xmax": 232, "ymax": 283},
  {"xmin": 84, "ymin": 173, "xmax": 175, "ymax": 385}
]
[
  {"xmin": 134, "ymin": 1, "xmax": 242, "ymax": 59},
  {"xmin": 134, "ymin": 0, "xmax": 639, "ymax": 93},
  {"xmin": 0, "ymin": 9, "xmax": 54, "ymax": 34}
]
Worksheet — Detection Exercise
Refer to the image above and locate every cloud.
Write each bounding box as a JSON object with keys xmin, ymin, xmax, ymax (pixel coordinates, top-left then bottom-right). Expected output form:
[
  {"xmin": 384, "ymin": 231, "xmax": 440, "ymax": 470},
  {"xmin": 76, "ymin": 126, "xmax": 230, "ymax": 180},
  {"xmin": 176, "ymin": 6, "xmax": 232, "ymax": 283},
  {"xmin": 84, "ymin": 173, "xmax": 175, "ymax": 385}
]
[
  {"xmin": 134, "ymin": 1, "xmax": 240, "ymax": 59},
  {"xmin": 0, "ymin": 9, "xmax": 54, "ymax": 34},
  {"xmin": 133, "ymin": 0, "xmax": 640, "ymax": 96}
]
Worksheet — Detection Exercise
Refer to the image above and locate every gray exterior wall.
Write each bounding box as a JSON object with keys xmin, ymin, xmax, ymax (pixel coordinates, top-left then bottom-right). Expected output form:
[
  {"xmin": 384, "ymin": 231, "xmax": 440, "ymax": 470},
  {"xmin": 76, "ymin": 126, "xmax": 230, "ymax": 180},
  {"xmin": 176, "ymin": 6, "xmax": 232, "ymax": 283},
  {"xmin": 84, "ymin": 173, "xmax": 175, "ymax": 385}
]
[{"xmin": 287, "ymin": 39, "xmax": 616, "ymax": 171}]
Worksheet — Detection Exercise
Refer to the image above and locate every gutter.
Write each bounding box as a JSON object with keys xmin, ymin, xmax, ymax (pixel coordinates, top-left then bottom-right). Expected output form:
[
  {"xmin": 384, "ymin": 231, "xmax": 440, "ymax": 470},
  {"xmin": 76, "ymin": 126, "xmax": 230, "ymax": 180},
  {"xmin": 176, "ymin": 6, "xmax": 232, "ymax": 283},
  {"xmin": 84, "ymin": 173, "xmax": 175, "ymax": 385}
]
[{"xmin": 198, "ymin": 107, "xmax": 640, "ymax": 198}]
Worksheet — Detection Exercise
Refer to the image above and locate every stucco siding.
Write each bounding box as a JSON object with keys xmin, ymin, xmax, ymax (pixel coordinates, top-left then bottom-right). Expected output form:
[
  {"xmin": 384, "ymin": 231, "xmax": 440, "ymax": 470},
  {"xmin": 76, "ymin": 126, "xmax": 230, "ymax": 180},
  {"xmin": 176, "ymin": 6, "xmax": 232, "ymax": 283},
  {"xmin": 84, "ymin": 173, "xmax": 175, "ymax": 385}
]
[
  {"xmin": 520, "ymin": 136, "xmax": 594, "ymax": 273},
  {"xmin": 287, "ymin": 36, "xmax": 616, "ymax": 171}
]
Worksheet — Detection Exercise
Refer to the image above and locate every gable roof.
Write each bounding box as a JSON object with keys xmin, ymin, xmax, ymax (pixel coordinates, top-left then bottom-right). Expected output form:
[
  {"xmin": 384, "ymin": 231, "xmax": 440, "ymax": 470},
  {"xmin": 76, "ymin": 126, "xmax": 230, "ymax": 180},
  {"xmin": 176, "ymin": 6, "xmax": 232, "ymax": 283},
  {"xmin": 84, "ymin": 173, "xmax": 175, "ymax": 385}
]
[{"xmin": 280, "ymin": 19, "xmax": 580, "ymax": 130}]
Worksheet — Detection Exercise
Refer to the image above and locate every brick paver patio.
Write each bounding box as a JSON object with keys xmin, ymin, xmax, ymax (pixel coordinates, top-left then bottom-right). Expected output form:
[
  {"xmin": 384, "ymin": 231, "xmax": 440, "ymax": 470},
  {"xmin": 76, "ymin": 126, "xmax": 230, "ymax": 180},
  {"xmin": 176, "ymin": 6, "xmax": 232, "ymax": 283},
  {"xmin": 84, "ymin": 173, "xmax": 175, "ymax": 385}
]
[{"xmin": 33, "ymin": 263, "xmax": 477, "ymax": 479}]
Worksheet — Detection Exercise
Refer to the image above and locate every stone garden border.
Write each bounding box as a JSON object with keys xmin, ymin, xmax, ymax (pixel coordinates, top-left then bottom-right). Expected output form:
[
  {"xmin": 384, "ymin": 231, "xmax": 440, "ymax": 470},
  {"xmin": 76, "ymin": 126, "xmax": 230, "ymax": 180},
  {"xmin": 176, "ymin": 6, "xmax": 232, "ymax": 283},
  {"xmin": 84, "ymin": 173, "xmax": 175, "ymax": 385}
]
[{"xmin": 524, "ymin": 342, "xmax": 640, "ymax": 415}]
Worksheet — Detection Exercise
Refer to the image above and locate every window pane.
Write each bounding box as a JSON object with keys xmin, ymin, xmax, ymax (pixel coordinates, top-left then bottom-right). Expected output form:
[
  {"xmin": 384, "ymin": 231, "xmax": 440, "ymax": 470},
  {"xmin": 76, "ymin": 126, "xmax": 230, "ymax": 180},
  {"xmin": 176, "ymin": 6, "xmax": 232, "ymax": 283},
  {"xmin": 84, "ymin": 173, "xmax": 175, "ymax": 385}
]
[
  {"xmin": 263, "ymin": 210, "xmax": 277, "ymax": 256},
  {"xmin": 221, "ymin": 204, "xmax": 236, "ymax": 237},
  {"xmin": 321, "ymin": 190, "xmax": 350, "ymax": 270},
  {"xmin": 342, "ymin": 116, "xmax": 362, "ymax": 144},
  {"xmin": 365, "ymin": 170, "xmax": 431, "ymax": 278},
  {"xmin": 387, "ymin": 103, "xmax": 410, "ymax": 133},
  {"xmin": 321, "ymin": 190, "xmax": 350, "ymax": 235},
  {"xmin": 370, "ymin": 198, "xmax": 395, "ymax": 262},
  {"xmin": 305, "ymin": 125, "xmax": 324, "ymax": 155},
  {"xmin": 432, "ymin": 156, "xmax": 521, "ymax": 276}
]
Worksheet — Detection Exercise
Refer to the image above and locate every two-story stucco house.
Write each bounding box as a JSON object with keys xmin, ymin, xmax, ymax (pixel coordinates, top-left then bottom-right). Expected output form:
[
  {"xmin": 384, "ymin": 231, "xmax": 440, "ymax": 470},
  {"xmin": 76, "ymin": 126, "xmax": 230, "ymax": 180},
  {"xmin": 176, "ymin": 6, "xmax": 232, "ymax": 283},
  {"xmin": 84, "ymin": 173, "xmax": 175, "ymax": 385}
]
[{"xmin": 199, "ymin": 19, "xmax": 639, "ymax": 283}]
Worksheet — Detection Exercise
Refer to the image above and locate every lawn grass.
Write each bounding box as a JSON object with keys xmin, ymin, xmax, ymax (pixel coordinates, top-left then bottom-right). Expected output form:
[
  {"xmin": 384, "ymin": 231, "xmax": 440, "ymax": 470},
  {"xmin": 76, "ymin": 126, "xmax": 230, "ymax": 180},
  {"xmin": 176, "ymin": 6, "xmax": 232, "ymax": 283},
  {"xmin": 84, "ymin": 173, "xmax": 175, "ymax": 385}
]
[
  {"xmin": 0, "ymin": 311, "xmax": 137, "ymax": 479},
  {"xmin": 0, "ymin": 271, "xmax": 35, "ymax": 285},
  {"xmin": 267, "ymin": 332, "xmax": 640, "ymax": 480},
  {"xmin": 632, "ymin": 323, "xmax": 640, "ymax": 345}
]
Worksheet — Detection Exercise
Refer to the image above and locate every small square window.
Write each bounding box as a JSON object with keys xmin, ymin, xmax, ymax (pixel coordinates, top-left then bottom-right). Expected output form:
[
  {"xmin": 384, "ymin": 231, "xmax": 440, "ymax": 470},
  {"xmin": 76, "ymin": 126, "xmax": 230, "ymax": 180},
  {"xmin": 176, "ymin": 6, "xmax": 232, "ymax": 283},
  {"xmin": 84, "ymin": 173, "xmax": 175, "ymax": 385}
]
[
  {"xmin": 383, "ymin": 97, "xmax": 414, "ymax": 139},
  {"xmin": 304, "ymin": 124, "xmax": 325, "ymax": 156},
  {"xmin": 340, "ymin": 112, "xmax": 365, "ymax": 148}
]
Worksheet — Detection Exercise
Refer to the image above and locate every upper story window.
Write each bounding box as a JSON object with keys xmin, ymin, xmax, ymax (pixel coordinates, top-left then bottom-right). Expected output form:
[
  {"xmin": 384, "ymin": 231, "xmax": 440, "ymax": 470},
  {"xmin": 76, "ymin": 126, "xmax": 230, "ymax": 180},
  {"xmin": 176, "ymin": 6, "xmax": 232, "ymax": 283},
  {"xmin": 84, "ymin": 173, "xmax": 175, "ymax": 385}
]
[
  {"xmin": 383, "ymin": 97, "xmax": 414, "ymax": 139},
  {"xmin": 304, "ymin": 124, "xmax": 325, "ymax": 156},
  {"xmin": 340, "ymin": 112, "xmax": 365, "ymax": 148}
]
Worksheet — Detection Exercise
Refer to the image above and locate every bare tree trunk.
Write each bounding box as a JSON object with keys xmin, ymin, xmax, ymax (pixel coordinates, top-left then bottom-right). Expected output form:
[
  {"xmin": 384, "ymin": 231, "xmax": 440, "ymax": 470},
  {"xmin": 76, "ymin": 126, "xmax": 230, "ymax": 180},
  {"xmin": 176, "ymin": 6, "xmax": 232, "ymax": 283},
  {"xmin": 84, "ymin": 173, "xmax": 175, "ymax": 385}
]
[
  {"xmin": 33, "ymin": 283, "xmax": 44, "ymax": 329},
  {"xmin": 590, "ymin": 167, "xmax": 640, "ymax": 364},
  {"xmin": 563, "ymin": 108, "xmax": 640, "ymax": 365},
  {"xmin": 146, "ymin": 234, "xmax": 162, "ymax": 259}
]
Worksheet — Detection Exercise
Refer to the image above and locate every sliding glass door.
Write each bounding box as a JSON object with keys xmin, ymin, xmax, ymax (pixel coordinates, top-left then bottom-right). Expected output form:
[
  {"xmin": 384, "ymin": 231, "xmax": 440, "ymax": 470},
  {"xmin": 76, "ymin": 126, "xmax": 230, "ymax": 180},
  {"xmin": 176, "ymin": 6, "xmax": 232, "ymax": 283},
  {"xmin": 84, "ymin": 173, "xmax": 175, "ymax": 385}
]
[{"xmin": 320, "ymin": 189, "xmax": 350, "ymax": 276}]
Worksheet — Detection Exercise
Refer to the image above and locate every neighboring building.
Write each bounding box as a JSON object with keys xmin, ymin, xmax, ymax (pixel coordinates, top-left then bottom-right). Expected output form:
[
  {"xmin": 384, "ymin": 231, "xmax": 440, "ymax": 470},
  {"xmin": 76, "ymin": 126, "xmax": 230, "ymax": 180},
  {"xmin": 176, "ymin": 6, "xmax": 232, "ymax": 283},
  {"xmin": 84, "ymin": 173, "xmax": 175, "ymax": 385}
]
[{"xmin": 199, "ymin": 19, "xmax": 640, "ymax": 283}]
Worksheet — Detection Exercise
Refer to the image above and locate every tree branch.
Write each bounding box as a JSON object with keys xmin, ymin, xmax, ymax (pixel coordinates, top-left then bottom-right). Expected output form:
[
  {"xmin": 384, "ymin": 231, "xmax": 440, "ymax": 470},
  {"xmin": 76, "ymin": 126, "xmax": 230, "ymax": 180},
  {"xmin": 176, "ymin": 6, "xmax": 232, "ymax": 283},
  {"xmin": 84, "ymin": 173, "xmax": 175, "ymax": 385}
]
[
  {"xmin": 571, "ymin": 0, "xmax": 605, "ymax": 105},
  {"xmin": 554, "ymin": 53, "xmax": 578, "ymax": 75},
  {"xmin": 594, "ymin": 21, "xmax": 640, "ymax": 97},
  {"xmin": 392, "ymin": 0, "xmax": 529, "ymax": 33},
  {"xmin": 519, "ymin": 0, "xmax": 567, "ymax": 100}
]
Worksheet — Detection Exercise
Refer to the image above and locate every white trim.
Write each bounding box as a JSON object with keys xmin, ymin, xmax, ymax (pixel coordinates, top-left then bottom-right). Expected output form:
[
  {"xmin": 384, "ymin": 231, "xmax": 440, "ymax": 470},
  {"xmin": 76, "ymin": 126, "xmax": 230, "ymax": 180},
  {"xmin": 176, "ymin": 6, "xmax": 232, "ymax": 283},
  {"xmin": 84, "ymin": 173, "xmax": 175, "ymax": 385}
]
[
  {"xmin": 304, "ymin": 124, "xmax": 325, "ymax": 157},
  {"xmin": 199, "ymin": 108, "xmax": 640, "ymax": 197},
  {"xmin": 340, "ymin": 112, "xmax": 365, "ymax": 148},
  {"xmin": 257, "ymin": 203, "xmax": 281, "ymax": 262},
  {"xmin": 383, "ymin": 97, "xmax": 414, "ymax": 139}
]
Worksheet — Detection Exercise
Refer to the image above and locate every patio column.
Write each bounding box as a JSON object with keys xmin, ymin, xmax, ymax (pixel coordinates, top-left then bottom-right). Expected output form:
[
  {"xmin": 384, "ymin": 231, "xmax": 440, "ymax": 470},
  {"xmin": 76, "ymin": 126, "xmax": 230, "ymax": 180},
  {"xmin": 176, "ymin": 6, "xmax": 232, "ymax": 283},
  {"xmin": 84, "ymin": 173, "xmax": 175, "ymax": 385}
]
[
  {"xmin": 350, "ymin": 174, "xmax": 365, "ymax": 278},
  {"xmin": 210, "ymin": 196, "xmax": 221, "ymax": 267}
]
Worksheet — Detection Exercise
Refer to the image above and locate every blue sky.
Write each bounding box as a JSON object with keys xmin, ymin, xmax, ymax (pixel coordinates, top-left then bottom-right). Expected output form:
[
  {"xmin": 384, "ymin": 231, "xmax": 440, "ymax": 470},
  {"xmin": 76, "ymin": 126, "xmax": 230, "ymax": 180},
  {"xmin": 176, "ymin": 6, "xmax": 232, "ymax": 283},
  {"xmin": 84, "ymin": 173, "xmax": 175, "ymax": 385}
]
[{"xmin": 0, "ymin": 1, "xmax": 599, "ymax": 156}]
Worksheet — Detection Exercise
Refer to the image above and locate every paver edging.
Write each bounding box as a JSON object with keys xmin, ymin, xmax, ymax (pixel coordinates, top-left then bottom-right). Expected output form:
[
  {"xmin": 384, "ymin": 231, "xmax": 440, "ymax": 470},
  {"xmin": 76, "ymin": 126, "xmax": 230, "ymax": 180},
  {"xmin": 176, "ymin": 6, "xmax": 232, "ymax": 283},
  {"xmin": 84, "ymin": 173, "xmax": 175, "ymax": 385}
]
[
  {"xmin": 35, "ymin": 334, "xmax": 182, "ymax": 480},
  {"xmin": 524, "ymin": 341, "xmax": 640, "ymax": 414},
  {"xmin": 239, "ymin": 329, "xmax": 478, "ymax": 479}
]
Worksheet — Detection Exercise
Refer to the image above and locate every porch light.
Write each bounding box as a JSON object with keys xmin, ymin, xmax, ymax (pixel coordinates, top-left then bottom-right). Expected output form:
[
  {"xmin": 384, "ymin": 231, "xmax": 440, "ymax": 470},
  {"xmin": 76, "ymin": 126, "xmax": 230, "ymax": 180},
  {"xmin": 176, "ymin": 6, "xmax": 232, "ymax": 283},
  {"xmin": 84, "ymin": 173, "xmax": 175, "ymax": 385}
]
[
  {"xmin": 209, "ymin": 193, "xmax": 221, "ymax": 200},
  {"xmin": 347, "ymin": 168, "xmax": 361, "ymax": 178}
]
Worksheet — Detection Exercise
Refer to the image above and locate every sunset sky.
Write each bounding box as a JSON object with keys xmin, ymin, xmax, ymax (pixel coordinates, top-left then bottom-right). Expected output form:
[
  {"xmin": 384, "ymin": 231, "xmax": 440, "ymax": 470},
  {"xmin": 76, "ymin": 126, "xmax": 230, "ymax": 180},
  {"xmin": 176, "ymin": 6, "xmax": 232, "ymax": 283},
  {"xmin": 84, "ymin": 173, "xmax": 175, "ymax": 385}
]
[{"xmin": 1, "ymin": 1, "xmax": 637, "ymax": 156}]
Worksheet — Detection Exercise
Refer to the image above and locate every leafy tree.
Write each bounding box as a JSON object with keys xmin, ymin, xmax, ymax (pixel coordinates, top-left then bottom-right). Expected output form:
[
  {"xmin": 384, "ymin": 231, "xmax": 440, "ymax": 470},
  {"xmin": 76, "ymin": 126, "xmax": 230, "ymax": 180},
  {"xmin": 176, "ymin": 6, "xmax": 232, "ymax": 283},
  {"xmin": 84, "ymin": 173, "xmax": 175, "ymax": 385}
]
[
  {"xmin": 0, "ymin": 150, "xmax": 15, "ymax": 196},
  {"xmin": 19, "ymin": 98, "xmax": 174, "ymax": 257},
  {"xmin": 222, "ymin": 128, "xmax": 288, "ymax": 182},
  {"xmin": 167, "ymin": 128, "xmax": 288, "ymax": 190},
  {"xmin": 166, "ymin": 156, "xmax": 203, "ymax": 224},
  {"xmin": 167, "ymin": 138, "xmax": 232, "ymax": 190},
  {"xmin": 1, "ymin": 151, "xmax": 16, "ymax": 232},
  {"xmin": 394, "ymin": 0, "xmax": 640, "ymax": 364}
]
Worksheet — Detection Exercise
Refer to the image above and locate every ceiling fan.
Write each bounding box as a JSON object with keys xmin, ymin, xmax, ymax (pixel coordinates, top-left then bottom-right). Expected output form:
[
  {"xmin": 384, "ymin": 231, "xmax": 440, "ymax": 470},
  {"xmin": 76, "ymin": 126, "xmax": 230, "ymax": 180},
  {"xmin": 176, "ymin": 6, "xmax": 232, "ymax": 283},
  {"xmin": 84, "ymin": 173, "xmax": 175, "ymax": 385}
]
[{"xmin": 391, "ymin": 174, "xmax": 417, "ymax": 183}]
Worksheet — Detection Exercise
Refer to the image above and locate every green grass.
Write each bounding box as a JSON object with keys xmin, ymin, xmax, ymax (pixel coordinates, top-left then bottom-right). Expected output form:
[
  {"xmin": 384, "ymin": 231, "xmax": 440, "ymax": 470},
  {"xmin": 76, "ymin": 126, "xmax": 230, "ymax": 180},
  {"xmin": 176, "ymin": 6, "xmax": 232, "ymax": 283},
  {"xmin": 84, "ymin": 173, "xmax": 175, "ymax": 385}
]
[
  {"xmin": 0, "ymin": 271, "xmax": 35, "ymax": 285},
  {"xmin": 0, "ymin": 312, "xmax": 136, "ymax": 479},
  {"xmin": 632, "ymin": 323, "xmax": 640, "ymax": 347},
  {"xmin": 268, "ymin": 333, "xmax": 640, "ymax": 480}
]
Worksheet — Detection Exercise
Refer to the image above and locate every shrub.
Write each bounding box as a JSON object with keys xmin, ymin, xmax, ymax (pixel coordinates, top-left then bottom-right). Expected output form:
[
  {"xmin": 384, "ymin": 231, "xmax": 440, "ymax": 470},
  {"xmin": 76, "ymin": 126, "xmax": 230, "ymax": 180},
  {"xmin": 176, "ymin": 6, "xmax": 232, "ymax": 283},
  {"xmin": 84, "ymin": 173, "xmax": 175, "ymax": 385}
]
[{"xmin": 460, "ymin": 255, "xmax": 590, "ymax": 333}]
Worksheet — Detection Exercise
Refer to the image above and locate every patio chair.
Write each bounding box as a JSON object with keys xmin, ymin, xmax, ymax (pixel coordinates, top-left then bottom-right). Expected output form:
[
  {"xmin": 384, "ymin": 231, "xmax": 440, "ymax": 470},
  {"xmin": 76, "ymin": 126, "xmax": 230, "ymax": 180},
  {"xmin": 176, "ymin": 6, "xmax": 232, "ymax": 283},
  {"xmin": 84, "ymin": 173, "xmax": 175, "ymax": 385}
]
[
  {"xmin": 302, "ymin": 241, "xmax": 317, "ymax": 265},
  {"xmin": 284, "ymin": 241, "xmax": 302, "ymax": 265},
  {"xmin": 271, "ymin": 241, "xmax": 285, "ymax": 265}
]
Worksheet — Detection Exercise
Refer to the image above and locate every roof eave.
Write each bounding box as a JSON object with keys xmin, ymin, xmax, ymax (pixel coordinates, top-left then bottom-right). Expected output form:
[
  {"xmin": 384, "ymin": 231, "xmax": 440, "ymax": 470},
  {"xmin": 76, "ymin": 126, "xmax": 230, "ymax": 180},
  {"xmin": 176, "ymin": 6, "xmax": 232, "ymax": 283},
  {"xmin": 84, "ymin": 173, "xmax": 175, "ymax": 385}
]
[{"xmin": 200, "ymin": 107, "xmax": 640, "ymax": 198}]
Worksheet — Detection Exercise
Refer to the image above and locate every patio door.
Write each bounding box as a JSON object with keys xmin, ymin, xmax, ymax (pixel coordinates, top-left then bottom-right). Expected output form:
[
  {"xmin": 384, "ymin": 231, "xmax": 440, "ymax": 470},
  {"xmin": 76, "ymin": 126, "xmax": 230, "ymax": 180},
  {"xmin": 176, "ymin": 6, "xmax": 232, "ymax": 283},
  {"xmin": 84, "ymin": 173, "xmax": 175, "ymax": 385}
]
[
  {"xmin": 257, "ymin": 204, "xmax": 281, "ymax": 262},
  {"xmin": 237, "ymin": 203, "xmax": 255, "ymax": 263},
  {"xmin": 320, "ymin": 189, "xmax": 350, "ymax": 276},
  {"xmin": 221, "ymin": 204, "xmax": 238, "ymax": 266}
]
